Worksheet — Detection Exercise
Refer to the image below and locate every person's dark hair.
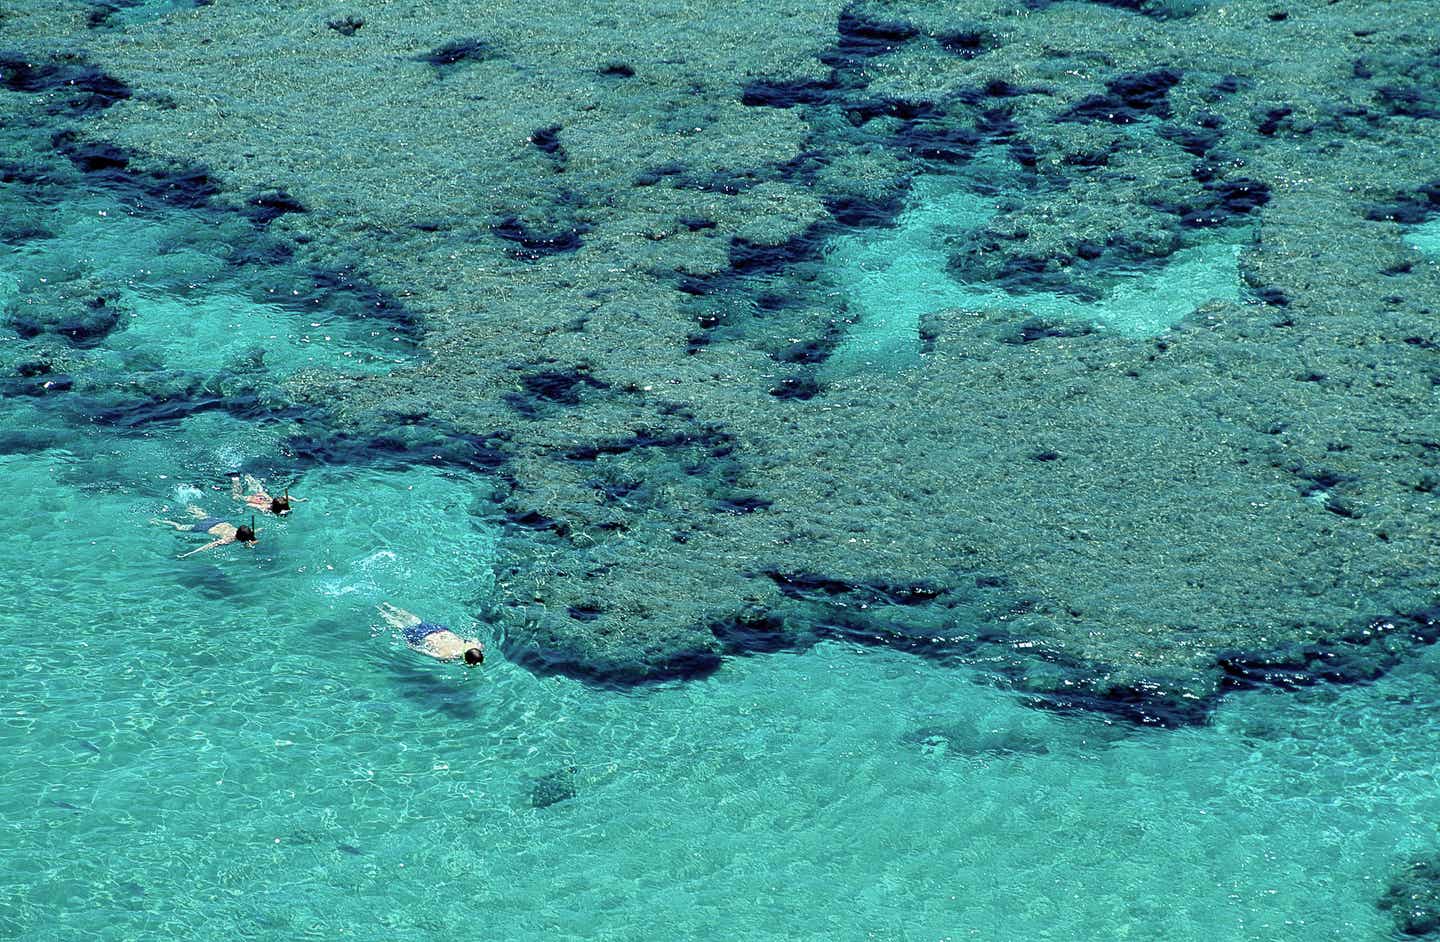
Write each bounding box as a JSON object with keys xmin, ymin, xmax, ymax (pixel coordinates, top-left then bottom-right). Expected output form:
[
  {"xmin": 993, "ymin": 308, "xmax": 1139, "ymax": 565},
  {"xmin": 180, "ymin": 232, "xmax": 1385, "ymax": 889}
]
[
  {"xmin": 236, "ymin": 524, "xmax": 257, "ymax": 543},
  {"xmin": 269, "ymin": 496, "xmax": 291, "ymax": 515},
  {"xmin": 463, "ymin": 647, "xmax": 485, "ymax": 666}
]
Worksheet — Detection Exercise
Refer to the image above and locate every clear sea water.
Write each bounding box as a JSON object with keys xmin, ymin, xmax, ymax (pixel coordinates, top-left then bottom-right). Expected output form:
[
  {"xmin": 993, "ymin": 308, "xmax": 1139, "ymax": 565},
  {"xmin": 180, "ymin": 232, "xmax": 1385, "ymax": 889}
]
[
  {"xmin": 4, "ymin": 5, "xmax": 1440, "ymax": 941},
  {"xmin": 1405, "ymin": 218, "xmax": 1440, "ymax": 258}
]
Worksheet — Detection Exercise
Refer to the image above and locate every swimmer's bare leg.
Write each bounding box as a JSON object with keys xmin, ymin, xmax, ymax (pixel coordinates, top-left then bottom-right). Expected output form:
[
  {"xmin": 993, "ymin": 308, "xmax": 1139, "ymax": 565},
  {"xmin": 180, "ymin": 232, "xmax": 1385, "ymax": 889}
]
[
  {"xmin": 185, "ymin": 505, "xmax": 207, "ymax": 518},
  {"xmin": 378, "ymin": 602, "xmax": 422, "ymax": 629},
  {"xmin": 150, "ymin": 518, "xmax": 190, "ymax": 530}
]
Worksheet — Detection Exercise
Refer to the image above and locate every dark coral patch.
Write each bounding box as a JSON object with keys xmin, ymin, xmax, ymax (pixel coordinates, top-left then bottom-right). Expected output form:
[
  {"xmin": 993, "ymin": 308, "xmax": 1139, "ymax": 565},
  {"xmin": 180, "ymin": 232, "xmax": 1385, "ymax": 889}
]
[
  {"xmin": 491, "ymin": 217, "xmax": 589, "ymax": 258},
  {"xmin": 822, "ymin": 9, "xmax": 919, "ymax": 67},
  {"xmin": 58, "ymin": 139, "xmax": 130, "ymax": 174},
  {"xmin": 504, "ymin": 373, "xmax": 602, "ymax": 417},
  {"xmin": 824, "ymin": 192, "xmax": 903, "ymax": 227},
  {"xmin": 1024, "ymin": 680, "xmax": 1212, "ymax": 728},
  {"xmin": 1, "ymin": 373, "xmax": 74, "ymax": 398},
  {"xmin": 712, "ymin": 494, "xmax": 772, "ymax": 514},
  {"xmin": 1207, "ymin": 177, "xmax": 1271, "ymax": 214},
  {"xmin": 768, "ymin": 374, "xmax": 823, "ymax": 400},
  {"xmin": 0, "ymin": 53, "xmax": 132, "ymax": 115},
  {"xmin": 53, "ymin": 131, "xmax": 221, "ymax": 210},
  {"xmin": 1008, "ymin": 139, "xmax": 1039, "ymax": 168},
  {"xmin": 326, "ymin": 14, "xmax": 364, "ymax": 36},
  {"xmin": 728, "ymin": 229, "xmax": 822, "ymax": 275},
  {"xmin": 529, "ymin": 124, "xmax": 565, "ymax": 159},
  {"xmin": 1364, "ymin": 180, "xmax": 1440, "ymax": 225},
  {"xmin": 1378, "ymin": 84, "xmax": 1440, "ymax": 120},
  {"xmin": 935, "ymin": 28, "xmax": 996, "ymax": 59},
  {"xmin": 895, "ymin": 118, "xmax": 981, "ymax": 163},
  {"xmin": 740, "ymin": 78, "xmax": 842, "ymax": 109},
  {"xmin": 976, "ymin": 106, "xmax": 1020, "ymax": 138},
  {"xmin": 1253, "ymin": 286, "xmax": 1289, "ymax": 306},
  {"xmin": 283, "ymin": 266, "xmax": 422, "ymax": 340},
  {"xmin": 7, "ymin": 294, "xmax": 122, "ymax": 347},
  {"xmin": 501, "ymin": 612, "xmax": 724, "ymax": 686},
  {"xmin": 1159, "ymin": 122, "xmax": 1222, "ymax": 156},
  {"xmin": 566, "ymin": 605, "xmax": 604, "ymax": 622},
  {"xmin": 81, "ymin": 375, "xmax": 298, "ymax": 430},
  {"xmin": 1218, "ymin": 608, "xmax": 1440, "ymax": 697},
  {"xmin": 765, "ymin": 571, "xmax": 945, "ymax": 606},
  {"xmin": 632, "ymin": 161, "xmax": 684, "ymax": 187},
  {"xmin": 283, "ymin": 427, "xmax": 510, "ymax": 476},
  {"xmin": 530, "ymin": 767, "xmax": 579, "ymax": 808},
  {"xmin": 1380, "ymin": 856, "xmax": 1440, "ymax": 940},
  {"xmin": 847, "ymin": 96, "xmax": 941, "ymax": 124},
  {"xmin": 1165, "ymin": 175, "xmax": 1271, "ymax": 228},
  {"xmin": 1256, "ymin": 105, "xmax": 1293, "ymax": 135},
  {"xmin": 563, "ymin": 426, "xmax": 732, "ymax": 463},
  {"xmin": 710, "ymin": 607, "xmax": 795, "ymax": 654},
  {"xmin": 1060, "ymin": 68, "xmax": 1183, "ymax": 124},
  {"xmin": 514, "ymin": 365, "xmax": 607, "ymax": 406},
  {"xmin": 1354, "ymin": 48, "xmax": 1440, "ymax": 119},
  {"xmin": 1000, "ymin": 317, "xmax": 1096, "ymax": 345},
  {"xmin": 774, "ymin": 335, "xmax": 838, "ymax": 366},
  {"xmin": 243, "ymin": 189, "xmax": 306, "ymax": 226},
  {"xmin": 418, "ymin": 37, "xmax": 495, "ymax": 68}
]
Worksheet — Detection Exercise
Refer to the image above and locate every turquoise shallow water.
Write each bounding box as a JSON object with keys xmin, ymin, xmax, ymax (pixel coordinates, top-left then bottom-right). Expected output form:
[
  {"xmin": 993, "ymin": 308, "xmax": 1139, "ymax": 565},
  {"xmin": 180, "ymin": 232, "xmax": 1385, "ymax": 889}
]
[
  {"xmin": 824, "ymin": 173, "xmax": 1243, "ymax": 370},
  {"xmin": 1406, "ymin": 218, "xmax": 1440, "ymax": 258},
  {"xmin": 0, "ymin": 188, "xmax": 413, "ymax": 380}
]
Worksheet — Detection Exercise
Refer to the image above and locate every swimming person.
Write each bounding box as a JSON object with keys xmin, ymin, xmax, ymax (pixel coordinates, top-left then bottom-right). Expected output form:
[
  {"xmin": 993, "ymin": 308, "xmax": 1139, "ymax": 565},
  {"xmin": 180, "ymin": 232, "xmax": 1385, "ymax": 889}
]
[
  {"xmin": 230, "ymin": 474, "xmax": 304, "ymax": 516},
  {"xmin": 151, "ymin": 507, "xmax": 259, "ymax": 558},
  {"xmin": 378, "ymin": 602, "xmax": 485, "ymax": 666}
]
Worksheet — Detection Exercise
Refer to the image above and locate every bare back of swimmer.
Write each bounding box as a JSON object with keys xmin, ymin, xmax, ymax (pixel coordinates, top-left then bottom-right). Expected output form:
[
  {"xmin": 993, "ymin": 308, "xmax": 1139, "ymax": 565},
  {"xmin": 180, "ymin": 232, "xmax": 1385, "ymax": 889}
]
[
  {"xmin": 231, "ymin": 474, "xmax": 305, "ymax": 516},
  {"xmin": 151, "ymin": 506, "xmax": 259, "ymax": 558},
  {"xmin": 378, "ymin": 602, "xmax": 485, "ymax": 666}
]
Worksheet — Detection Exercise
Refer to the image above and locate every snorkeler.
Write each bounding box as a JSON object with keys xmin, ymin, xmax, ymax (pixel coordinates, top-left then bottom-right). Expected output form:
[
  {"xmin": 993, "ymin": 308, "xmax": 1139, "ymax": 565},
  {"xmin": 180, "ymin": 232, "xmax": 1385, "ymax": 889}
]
[
  {"xmin": 151, "ymin": 506, "xmax": 259, "ymax": 558},
  {"xmin": 230, "ymin": 474, "xmax": 304, "ymax": 516},
  {"xmin": 378, "ymin": 602, "xmax": 485, "ymax": 666}
]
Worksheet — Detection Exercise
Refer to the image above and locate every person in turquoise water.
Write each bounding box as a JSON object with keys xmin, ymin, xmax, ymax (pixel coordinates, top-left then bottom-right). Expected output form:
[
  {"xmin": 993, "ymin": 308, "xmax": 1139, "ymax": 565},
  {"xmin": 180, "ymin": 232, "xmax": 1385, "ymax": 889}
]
[
  {"xmin": 151, "ymin": 507, "xmax": 259, "ymax": 558},
  {"xmin": 378, "ymin": 602, "xmax": 485, "ymax": 666},
  {"xmin": 231, "ymin": 474, "xmax": 304, "ymax": 516}
]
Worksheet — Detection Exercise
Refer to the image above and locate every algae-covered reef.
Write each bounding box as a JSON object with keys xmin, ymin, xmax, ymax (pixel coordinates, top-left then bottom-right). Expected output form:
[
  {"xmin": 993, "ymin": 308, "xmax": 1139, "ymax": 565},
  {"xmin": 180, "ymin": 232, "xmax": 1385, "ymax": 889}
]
[{"xmin": 5, "ymin": 0, "xmax": 1438, "ymax": 722}]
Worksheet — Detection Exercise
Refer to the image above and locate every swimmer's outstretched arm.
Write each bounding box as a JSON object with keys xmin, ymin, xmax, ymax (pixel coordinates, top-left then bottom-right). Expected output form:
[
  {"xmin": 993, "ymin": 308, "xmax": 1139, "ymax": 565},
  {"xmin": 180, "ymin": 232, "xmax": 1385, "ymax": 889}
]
[{"xmin": 177, "ymin": 538, "xmax": 225, "ymax": 559}]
